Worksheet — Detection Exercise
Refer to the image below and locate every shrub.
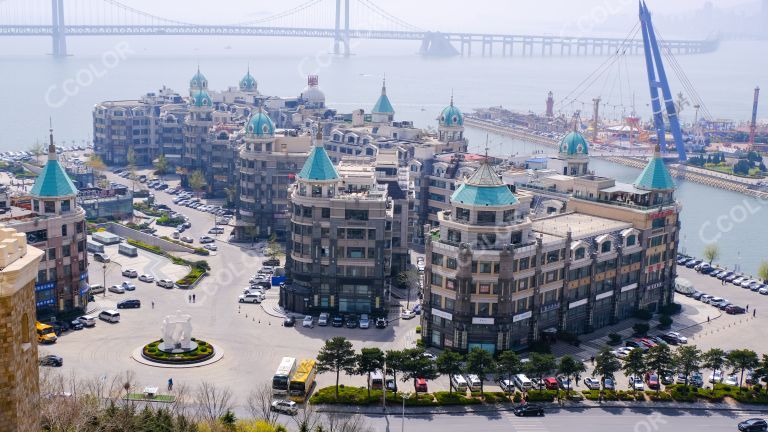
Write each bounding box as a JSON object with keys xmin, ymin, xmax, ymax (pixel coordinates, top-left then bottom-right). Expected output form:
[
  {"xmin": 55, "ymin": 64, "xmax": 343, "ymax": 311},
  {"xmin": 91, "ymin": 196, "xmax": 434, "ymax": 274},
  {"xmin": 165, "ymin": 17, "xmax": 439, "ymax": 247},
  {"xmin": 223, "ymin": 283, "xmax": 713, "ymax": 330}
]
[
  {"xmin": 526, "ymin": 390, "xmax": 556, "ymax": 402},
  {"xmin": 415, "ymin": 325, "xmax": 422, "ymax": 334},
  {"xmin": 649, "ymin": 392, "xmax": 672, "ymax": 402},
  {"xmin": 512, "ymin": 392, "xmax": 522, "ymax": 403},
  {"xmin": 658, "ymin": 315, "xmax": 673, "ymax": 328},
  {"xmin": 608, "ymin": 333, "xmax": 622, "ymax": 345},
  {"xmin": 632, "ymin": 323, "xmax": 650, "ymax": 336},
  {"xmin": 433, "ymin": 391, "xmax": 480, "ymax": 405}
]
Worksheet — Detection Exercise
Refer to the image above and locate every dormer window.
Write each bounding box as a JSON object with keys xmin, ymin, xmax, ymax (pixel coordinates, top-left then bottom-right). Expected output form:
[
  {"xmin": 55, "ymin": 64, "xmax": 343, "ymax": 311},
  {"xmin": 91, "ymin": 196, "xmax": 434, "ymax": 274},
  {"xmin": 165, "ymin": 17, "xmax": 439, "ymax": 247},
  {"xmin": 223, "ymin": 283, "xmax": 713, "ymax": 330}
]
[
  {"xmin": 626, "ymin": 234, "xmax": 636, "ymax": 247},
  {"xmin": 601, "ymin": 241, "xmax": 612, "ymax": 253},
  {"xmin": 574, "ymin": 247, "xmax": 586, "ymax": 260}
]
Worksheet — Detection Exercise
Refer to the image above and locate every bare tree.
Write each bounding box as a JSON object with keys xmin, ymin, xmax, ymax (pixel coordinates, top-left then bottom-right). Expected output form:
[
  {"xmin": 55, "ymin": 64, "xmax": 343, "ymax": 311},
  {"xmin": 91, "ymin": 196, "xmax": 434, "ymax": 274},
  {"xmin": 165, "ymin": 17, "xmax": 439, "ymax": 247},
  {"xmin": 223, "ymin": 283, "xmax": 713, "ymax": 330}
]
[
  {"xmin": 292, "ymin": 403, "xmax": 321, "ymax": 432},
  {"xmin": 246, "ymin": 383, "xmax": 280, "ymax": 426},
  {"xmin": 323, "ymin": 412, "xmax": 373, "ymax": 432},
  {"xmin": 195, "ymin": 381, "xmax": 233, "ymax": 424}
]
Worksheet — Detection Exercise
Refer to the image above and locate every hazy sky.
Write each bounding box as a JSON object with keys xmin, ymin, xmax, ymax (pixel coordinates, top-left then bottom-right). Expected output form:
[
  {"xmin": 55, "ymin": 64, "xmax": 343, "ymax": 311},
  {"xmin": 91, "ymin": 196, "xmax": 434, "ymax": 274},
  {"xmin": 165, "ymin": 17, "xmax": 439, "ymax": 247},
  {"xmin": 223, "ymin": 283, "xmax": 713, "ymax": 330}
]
[{"xmin": 56, "ymin": 0, "xmax": 755, "ymax": 35}]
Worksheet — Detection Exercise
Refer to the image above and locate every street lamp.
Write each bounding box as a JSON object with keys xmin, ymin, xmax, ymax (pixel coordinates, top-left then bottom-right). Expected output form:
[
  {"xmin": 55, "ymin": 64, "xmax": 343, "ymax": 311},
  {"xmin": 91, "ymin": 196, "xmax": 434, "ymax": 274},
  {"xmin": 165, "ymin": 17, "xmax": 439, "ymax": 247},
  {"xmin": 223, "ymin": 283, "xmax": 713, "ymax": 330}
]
[
  {"xmin": 401, "ymin": 391, "xmax": 411, "ymax": 432},
  {"xmin": 101, "ymin": 260, "xmax": 122, "ymax": 297}
]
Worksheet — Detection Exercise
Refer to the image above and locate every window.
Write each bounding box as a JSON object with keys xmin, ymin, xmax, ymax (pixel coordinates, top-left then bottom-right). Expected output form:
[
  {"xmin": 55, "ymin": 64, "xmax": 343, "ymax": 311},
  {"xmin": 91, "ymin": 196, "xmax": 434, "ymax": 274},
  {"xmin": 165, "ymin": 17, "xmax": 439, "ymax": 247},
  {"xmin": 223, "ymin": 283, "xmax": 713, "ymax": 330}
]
[
  {"xmin": 649, "ymin": 235, "xmax": 664, "ymax": 247},
  {"xmin": 447, "ymin": 229, "xmax": 461, "ymax": 243},
  {"xmin": 574, "ymin": 247, "xmax": 585, "ymax": 260},
  {"xmin": 430, "ymin": 293, "xmax": 443, "ymax": 308},
  {"xmin": 517, "ymin": 278, "xmax": 528, "ymax": 290},
  {"xmin": 478, "ymin": 283, "xmax": 491, "ymax": 294},
  {"xmin": 345, "ymin": 209, "xmax": 368, "ymax": 221},
  {"xmin": 652, "ymin": 218, "xmax": 666, "ymax": 229},
  {"xmin": 76, "ymin": 222, "xmax": 83, "ymax": 234},
  {"xmin": 601, "ymin": 241, "xmax": 612, "ymax": 253},
  {"xmin": 477, "ymin": 233, "xmax": 496, "ymax": 248},
  {"xmin": 322, "ymin": 208, "xmax": 330, "ymax": 218},
  {"xmin": 477, "ymin": 211, "xmax": 496, "ymax": 224},
  {"xmin": 626, "ymin": 234, "xmax": 637, "ymax": 246},
  {"xmin": 445, "ymin": 298, "xmax": 455, "ymax": 310},
  {"xmin": 518, "ymin": 257, "xmax": 530, "ymax": 271},
  {"xmin": 503, "ymin": 209, "xmax": 515, "ymax": 222},
  {"xmin": 302, "ymin": 206, "xmax": 313, "ymax": 218},
  {"xmin": 446, "ymin": 258, "xmax": 457, "ymax": 270},
  {"xmin": 62, "ymin": 245, "xmax": 71, "ymax": 257},
  {"xmin": 61, "ymin": 200, "xmax": 71, "ymax": 212},
  {"xmin": 446, "ymin": 279, "xmax": 455, "ymax": 290},
  {"xmin": 33, "ymin": 200, "xmax": 39, "ymax": 212},
  {"xmin": 455, "ymin": 207, "xmax": 470, "ymax": 222},
  {"xmin": 477, "ymin": 302, "xmax": 491, "ymax": 317},
  {"xmin": 61, "ymin": 224, "xmax": 68, "ymax": 236},
  {"xmin": 347, "ymin": 229, "xmax": 364, "ymax": 240},
  {"xmin": 431, "ymin": 253, "xmax": 444, "ymax": 266},
  {"xmin": 430, "ymin": 273, "xmax": 443, "ymax": 287},
  {"xmin": 479, "ymin": 262, "xmax": 492, "ymax": 273},
  {"xmin": 48, "ymin": 248, "xmax": 56, "ymax": 260},
  {"xmin": 347, "ymin": 247, "xmax": 365, "ymax": 258},
  {"xmin": 44, "ymin": 201, "xmax": 55, "ymax": 213},
  {"xmin": 546, "ymin": 251, "xmax": 560, "ymax": 263}
]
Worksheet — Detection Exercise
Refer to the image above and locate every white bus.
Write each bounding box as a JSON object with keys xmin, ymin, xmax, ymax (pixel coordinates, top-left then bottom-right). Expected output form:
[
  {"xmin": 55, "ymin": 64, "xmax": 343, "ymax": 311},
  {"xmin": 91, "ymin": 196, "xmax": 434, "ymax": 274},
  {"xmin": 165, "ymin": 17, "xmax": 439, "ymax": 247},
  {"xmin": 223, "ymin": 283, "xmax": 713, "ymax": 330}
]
[{"xmin": 272, "ymin": 357, "xmax": 297, "ymax": 396}]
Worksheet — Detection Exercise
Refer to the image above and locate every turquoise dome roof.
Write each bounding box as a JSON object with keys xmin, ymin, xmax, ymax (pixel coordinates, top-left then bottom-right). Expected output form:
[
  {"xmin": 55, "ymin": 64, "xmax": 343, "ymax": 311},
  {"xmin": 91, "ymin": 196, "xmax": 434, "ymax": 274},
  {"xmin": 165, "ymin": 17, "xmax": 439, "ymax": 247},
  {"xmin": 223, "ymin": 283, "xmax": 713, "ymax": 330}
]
[
  {"xmin": 298, "ymin": 145, "xmax": 339, "ymax": 182},
  {"xmin": 634, "ymin": 147, "xmax": 675, "ymax": 191},
  {"xmin": 439, "ymin": 101, "xmax": 463, "ymax": 127},
  {"xmin": 559, "ymin": 131, "xmax": 589, "ymax": 156},
  {"xmin": 191, "ymin": 90, "xmax": 212, "ymax": 107},
  {"xmin": 190, "ymin": 68, "xmax": 207, "ymax": 90},
  {"xmin": 30, "ymin": 151, "xmax": 78, "ymax": 197},
  {"xmin": 450, "ymin": 163, "xmax": 517, "ymax": 207},
  {"xmin": 247, "ymin": 110, "xmax": 275, "ymax": 137},
  {"xmin": 239, "ymin": 70, "xmax": 256, "ymax": 91}
]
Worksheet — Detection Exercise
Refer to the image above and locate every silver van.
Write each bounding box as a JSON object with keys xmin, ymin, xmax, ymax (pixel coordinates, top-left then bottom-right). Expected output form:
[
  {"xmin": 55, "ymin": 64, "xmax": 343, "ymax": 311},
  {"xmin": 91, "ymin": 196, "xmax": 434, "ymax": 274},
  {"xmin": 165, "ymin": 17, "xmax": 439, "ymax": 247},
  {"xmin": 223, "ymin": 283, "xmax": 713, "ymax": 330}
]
[
  {"xmin": 89, "ymin": 284, "xmax": 105, "ymax": 295},
  {"xmin": 98, "ymin": 309, "xmax": 121, "ymax": 323},
  {"xmin": 318, "ymin": 312, "xmax": 330, "ymax": 326},
  {"xmin": 451, "ymin": 374, "xmax": 468, "ymax": 392},
  {"xmin": 513, "ymin": 373, "xmax": 533, "ymax": 392},
  {"xmin": 465, "ymin": 374, "xmax": 482, "ymax": 392}
]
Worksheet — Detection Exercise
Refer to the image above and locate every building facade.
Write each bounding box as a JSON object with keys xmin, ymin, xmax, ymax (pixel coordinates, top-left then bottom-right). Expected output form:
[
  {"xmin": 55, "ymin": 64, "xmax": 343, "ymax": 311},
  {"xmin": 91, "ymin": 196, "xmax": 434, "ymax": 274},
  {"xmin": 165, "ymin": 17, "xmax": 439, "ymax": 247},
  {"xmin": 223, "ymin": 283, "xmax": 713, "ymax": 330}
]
[
  {"xmin": 1, "ymin": 137, "xmax": 89, "ymax": 315},
  {"xmin": 281, "ymin": 137, "xmax": 393, "ymax": 316},
  {"xmin": 422, "ymin": 137, "xmax": 680, "ymax": 353},
  {"xmin": 0, "ymin": 227, "xmax": 44, "ymax": 432}
]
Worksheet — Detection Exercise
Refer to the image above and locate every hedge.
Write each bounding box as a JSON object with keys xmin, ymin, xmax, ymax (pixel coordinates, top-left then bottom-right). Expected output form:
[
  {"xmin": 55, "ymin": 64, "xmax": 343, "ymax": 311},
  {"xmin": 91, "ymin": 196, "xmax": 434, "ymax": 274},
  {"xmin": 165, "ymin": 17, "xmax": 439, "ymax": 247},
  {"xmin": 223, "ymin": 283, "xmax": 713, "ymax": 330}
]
[
  {"xmin": 526, "ymin": 390, "xmax": 556, "ymax": 402},
  {"xmin": 434, "ymin": 391, "xmax": 481, "ymax": 405}
]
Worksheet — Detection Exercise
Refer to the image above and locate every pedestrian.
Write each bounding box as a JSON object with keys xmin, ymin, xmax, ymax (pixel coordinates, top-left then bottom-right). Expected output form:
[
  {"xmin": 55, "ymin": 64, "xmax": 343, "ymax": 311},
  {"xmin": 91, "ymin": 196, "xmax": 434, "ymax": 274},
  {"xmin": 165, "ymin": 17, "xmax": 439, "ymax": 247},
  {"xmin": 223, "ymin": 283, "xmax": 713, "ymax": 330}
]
[
  {"xmin": 590, "ymin": 356, "xmax": 595, "ymax": 365},
  {"xmin": 188, "ymin": 294, "xmax": 191, "ymax": 303},
  {"xmin": 746, "ymin": 304, "xmax": 749, "ymax": 312},
  {"xmin": 151, "ymin": 300, "xmax": 155, "ymax": 309},
  {"xmin": 707, "ymin": 315, "xmax": 710, "ymax": 323},
  {"xmin": 167, "ymin": 378, "xmax": 173, "ymax": 392},
  {"xmin": 754, "ymin": 309, "xmax": 757, "ymax": 317},
  {"xmin": 193, "ymin": 294, "xmax": 196, "ymax": 303}
]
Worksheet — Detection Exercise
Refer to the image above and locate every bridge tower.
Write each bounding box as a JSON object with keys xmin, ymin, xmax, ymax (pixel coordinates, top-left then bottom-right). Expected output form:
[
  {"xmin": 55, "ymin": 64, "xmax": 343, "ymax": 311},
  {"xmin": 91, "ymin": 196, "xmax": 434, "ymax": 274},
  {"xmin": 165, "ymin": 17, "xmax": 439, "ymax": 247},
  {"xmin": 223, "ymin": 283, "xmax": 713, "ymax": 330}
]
[
  {"xmin": 51, "ymin": 0, "xmax": 67, "ymax": 57},
  {"xmin": 639, "ymin": 1, "xmax": 686, "ymax": 161},
  {"xmin": 334, "ymin": 0, "xmax": 350, "ymax": 56}
]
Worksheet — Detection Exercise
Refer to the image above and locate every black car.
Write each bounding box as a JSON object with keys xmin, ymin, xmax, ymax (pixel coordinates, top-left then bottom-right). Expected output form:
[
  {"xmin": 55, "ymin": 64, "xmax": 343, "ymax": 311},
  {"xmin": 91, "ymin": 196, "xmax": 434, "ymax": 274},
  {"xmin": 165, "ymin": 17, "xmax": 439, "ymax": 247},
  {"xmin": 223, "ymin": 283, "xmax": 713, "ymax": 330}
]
[
  {"xmin": 283, "ymin": 316, "xmax": 295, "ymax": 327},
  {"xmin": 69, "ymin": 319, "xmax": 84, "ymax": 330},
  {"xmin": 345, "ymin": 315, "xmax": 359, "ymax": 328},
  {"xmin": 39, "ymin": 355, "xmax": 63, "ymax": 367},
  {"xmin": 726, "ymin": 305, "xmax": 746, "ymax": 315},
  {"xmin": 263, "ymin": 258, "xmax": 281, "ymax": 267},
  {"xmin": 513, "ymin": 404, "xmax": 544, "ymax": 417},
  {"xmin": 739, "ymin": 418, "xmax": 768, "ymax": 432},
  {"xmin": 117, "ymin": 299, "xmax": 141, "ymax": 309},
  {"xmin": 332, "ymin": 316, "xmax": 344, "ymax": 327},
  {"xmin": 375, "ymin": 317, "xmax": 388, "ymax": 329},
  {"xmin": 49, "ymin": 320, "xmax": 70, "ymax": 335},
  {"xmin": 658, "ymin": 333, "xmax": 679, "ymax": 344}
]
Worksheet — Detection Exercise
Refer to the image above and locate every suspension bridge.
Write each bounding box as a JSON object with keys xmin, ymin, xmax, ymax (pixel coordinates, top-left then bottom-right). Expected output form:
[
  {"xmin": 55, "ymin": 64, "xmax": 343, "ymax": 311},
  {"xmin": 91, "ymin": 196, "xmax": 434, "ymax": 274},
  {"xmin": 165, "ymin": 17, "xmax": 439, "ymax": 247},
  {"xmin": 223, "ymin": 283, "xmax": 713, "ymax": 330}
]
[{"xmin": 0, "ymin": 0, "xmax": 719, "ymax": 58}]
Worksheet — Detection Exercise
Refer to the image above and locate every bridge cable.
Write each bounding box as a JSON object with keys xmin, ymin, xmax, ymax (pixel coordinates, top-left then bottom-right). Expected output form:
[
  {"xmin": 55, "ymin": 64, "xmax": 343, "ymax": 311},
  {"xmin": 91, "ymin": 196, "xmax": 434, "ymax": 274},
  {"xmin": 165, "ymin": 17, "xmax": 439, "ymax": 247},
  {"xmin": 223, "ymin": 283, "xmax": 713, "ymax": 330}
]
[
  {"xmin": 227, "ymin": 0, "xmax": 325, "ymax": 26},
  {"xmin": 355, "ymin": 0, "xmax": 423, "ymax": 31}
]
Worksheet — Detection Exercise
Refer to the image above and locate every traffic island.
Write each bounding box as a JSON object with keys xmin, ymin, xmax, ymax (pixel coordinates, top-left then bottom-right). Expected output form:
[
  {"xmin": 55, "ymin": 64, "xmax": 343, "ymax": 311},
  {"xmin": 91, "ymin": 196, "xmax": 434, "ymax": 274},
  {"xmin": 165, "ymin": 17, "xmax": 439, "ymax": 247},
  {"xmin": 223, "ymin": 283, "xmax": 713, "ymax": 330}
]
[{"xmin": 141, "ymin": 338, "xmax": 215, "ymax": 365}]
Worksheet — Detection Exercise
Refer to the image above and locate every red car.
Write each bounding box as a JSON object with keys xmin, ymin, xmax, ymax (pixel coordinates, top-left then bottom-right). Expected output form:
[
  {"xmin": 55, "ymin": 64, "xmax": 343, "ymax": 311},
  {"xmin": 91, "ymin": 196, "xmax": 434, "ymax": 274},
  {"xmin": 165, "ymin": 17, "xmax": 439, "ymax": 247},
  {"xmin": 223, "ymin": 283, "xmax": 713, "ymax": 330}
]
[
  {"xmin": 644, "ymin": 372, "xmax": 660, "ymax": 390},
  {"xmin": 543, "ymin": 377, "xmax": 558, "ymax": 390},
  {"xmin": 414, "ymin": 378, "xmax": 428, "ymax": 393},
  {"xmin": 639, "ymin": 338, "xmax": 657, "ymax": 348}
]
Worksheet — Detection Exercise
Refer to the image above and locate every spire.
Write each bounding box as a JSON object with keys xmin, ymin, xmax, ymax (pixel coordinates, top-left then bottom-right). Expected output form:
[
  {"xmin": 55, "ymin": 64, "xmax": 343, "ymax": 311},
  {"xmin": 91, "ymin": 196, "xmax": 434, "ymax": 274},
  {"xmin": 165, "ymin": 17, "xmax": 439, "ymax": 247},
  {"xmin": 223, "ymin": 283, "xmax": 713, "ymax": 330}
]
[
  {"xmin": 381, "ymin": 77, "xmax": 387, "ymax": 96},
  {"xmin": 450, "ymin": 89, "xmax": 454, "ymax": 107},
  {"xmin": 48, "ymin": 118, "xmax": 56, "ymax": 161},
  {"xmin": 315, "ymin": 125, "xmax": 323, "ymax": 145}
]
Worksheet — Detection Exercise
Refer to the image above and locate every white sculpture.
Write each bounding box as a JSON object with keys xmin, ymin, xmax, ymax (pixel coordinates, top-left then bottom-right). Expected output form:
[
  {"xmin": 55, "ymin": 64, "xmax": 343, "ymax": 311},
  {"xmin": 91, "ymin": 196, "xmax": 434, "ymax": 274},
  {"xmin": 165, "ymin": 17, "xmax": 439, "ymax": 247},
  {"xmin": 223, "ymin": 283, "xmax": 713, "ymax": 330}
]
[{"xmin": 159, "ymin": 310, "xmax": 194, "ymax": 352}]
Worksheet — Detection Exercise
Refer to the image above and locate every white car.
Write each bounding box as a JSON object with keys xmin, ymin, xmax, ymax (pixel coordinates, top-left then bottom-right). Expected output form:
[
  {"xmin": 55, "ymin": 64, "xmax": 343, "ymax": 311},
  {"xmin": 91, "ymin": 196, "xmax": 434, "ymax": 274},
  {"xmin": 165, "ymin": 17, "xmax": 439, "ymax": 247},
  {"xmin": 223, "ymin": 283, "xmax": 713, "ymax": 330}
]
[
  {"xmin": 156, "ymin": 279, "xmax": 175, "ymax": 289},
  {"xmin": 120, "ymin": 281, "xmax": 136, "ymax": 291},
  {"xmin": 760, "ymin": 287, "xmax": 768, "ymax": 295},
  {"xmin": 204, "ymin": 244, "xmax": 218, "ymax": 251},
  {"xmin": 628, "ymin": 376, "xmax": 644, "ymax": 391},
  {"xmin": 416, "ymin": 258, "xmax": 425, "ymax": 272},
  {"xmin": 271, "ymin": 400, "xmax": 298, "ymax": 415},
  {"xmin": 584, "ymin": 377, "xmax": 601, "ymax": 390},
  {"xmin": 77, "ymin": 315, "xmax": 96, "ymax": 327},
  {"xmin": 666, "ymin": 332, "xmax": 688, "ymax": 344},
  {"xmin": 723, "ymin": 375, "xmax": 739, "ymax": 386},
  {"xmin": 138, "ymin": 274, "xmax": 154, "ymax": 283},
  {"xmin": 180, "ymin": 236, "xmax": 194, "ymax": 243},
  {"xmin": 302, "ymin": 316, "xmax": 314, "ymax": 328},
  {"xmin": 121, "ymin": 269, "xmax": 138, "ymax": 278},
  {"xmin": 612, "ymin": 347, "xmax": 633, "ymax": 359},
  {"xmin": 400, "ymin": 310, "xmax": 416, "ymax": 320},
  {"xmin": 359, "ymin": 314, "xmax": 370, "ymax": 329},
  {"xmin": 108, "ymin": 285, "xmax": 125, "ymax": 294},
  {"xmin": 199, "ymin": 236, "xmax": 215, "ymax": 244},
  {"xmin": 239, "ymin": 293, "xmax": 262, "ymax": 304}
]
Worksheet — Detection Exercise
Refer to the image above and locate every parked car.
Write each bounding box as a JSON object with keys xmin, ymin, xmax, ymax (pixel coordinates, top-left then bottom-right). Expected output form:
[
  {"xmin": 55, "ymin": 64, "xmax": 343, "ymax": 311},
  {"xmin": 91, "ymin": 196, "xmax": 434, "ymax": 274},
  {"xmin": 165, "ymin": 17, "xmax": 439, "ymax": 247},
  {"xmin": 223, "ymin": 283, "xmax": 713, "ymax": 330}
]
[
  {"xmin": 556, "ymin": 376, "xmax": 572, "ymax": 390},
  {"xmin": 513, "ymin": 404, "xmax": 544, "ymax": 417},
  {"xmin": 270, "ymin": 400, "xmax": 298, "ymax": 415},
  {"xmin": 121, "ymin": 269, "xmax": 138, "ymax": 278},
  {"xmin": 39, "ymin": 355, "xmax": 63, "ymax": 367},
  {"xmin": 302, "ymin": 316, "xmax": 314, "ymax": 328},
  {"xmin": 120, "ymin": 281, "xmax": 136, "ymax": 291},
  {"xmin": 584, "ymin": 377, "xmax": 601, "ymax": 390},
  {"xmin": 738, "ymin": 418, "xmax": 768, "ymax": 432},
  {"xmin": 204, "ymin": 244, "xmax": 218, "ymax": 251},
  {"xmin": 108, "ymin": 285, "xmax": 125, "ymax": 294},
  {"xmin": 345, "ymin": 315, "xmax": 359, "ymax": 328},
  {"xmin": 375, "ymin": 317, "xmax": 388, "ymax": 329},
  {"xmin": 644, "ymin": 373, "xmax": 660, "ymax": 390},
  {"xmin": 283, "ymin": 316, "xmax": 295, "ymax": 327},
  {"xmin": 199, "ymin": 236, "xmax": 215, "ymax": 244},
  {"xmin": 117, "ymin": 299, "xmax": 141, "ymax": 309},
  {"xmin": 628, "ymin": 376, "xmax": 645, "ymax": 391},
  {"xmin": 359, "ymin": 314, "xmax": 370, "ymax": 329},
  {"xmin": 700, "ymin": 294, "xmax": 714, "ymax": 303},
  {"xmin": 416, "ymin": 257, "xmax": 425, "ymax": 272},
  {"xmin": 77, "ymin": 315, "xmax": 96, "ymax": 327},
  {"xmin": 726, "ymin": 305, "xmax": 746, "ymax": 314},
  {"xmin": 666, "ymin": 332, "xmax": 688, "ymax": 344},
  {"xmin": 400, "ymin": 310, "xmax": 416, "ymax": 320},
  {"xmin": 332, "ymin": 316, "xmax": 344, "ymax": 327},
  {"xmin": 724, "ymin": 375, "xmax": 739, "ymax": 386},
  {"xmin": 691, "ymin": 291, "xmax": 705, "ymax": 300},
  {"xmin": 685, "ymin": 259, "xmax": 702, "ymax": 268},
  {"xmin": 238, "ymin": 293, "xmax": 262, "ymax": 304},
  {"xmin": 138, "ymin": 274, "xmax": 154, "ymax": 283},
  {"xmin": 318, "ymin": 313, "xmax": 329, "ymax": 326},
  {"xmin": 690, "ymin": 373, "xmax": 704, "ymax": 387},
  {"xmin": 69, "ymin": 319, "xmax": 84, "ymax": 330},
  {"xmin": 709, "ymin": 370, "xmax": 724, "ymax": 383},
  {"xmin": 156, "ymin": 279, "xmax": 175, "ymax": 289}
]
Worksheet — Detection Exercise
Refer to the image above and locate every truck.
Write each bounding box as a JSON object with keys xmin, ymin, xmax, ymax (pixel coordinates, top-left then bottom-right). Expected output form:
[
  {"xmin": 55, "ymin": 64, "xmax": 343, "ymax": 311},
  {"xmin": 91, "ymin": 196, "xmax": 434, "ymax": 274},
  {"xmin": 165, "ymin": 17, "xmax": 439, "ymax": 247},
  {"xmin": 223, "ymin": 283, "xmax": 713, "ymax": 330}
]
[{"xmin": 118, "ymin": 243, "xmax": 138, "ymax": 257}]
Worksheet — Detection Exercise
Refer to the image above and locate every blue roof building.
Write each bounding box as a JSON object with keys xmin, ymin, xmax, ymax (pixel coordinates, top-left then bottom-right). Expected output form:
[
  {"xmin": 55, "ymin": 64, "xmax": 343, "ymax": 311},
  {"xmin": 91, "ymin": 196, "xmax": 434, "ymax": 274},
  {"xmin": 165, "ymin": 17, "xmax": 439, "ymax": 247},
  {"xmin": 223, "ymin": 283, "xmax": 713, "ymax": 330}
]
[
  {"xmin": 372, "ymin": 79, "xmax": 395, "ymax": 123},
  {"xmin": 30, "ymin": 142, "xmax": 77, "ymax": 198},
  {"xmin": 451, "ymin": 162, "xmax": 517, "ymax": 207},
  {"xmin": 246, "ymin": 108, "xmax": 275, "ymax": 138},
  {"xmin": 298, "ymin": 140, "xmax": 339, "ymax": 182},
  {"xmin": 239, "ymin": 68, "xmax": 257, "ymax": 92},
  {"xmin": 634, "ymin": 145, "xmax": 675, "ymax": 191}
]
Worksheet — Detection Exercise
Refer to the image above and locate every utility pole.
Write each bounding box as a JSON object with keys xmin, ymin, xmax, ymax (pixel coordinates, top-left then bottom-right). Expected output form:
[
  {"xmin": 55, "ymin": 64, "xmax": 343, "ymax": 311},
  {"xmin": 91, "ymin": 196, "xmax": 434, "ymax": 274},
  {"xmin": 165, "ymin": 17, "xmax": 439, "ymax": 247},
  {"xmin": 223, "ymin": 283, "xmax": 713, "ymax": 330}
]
[
  {"xmin": 749, "ymin": 87, "xmax": 760, "ymax": 151},
  {"xmin": 592, "ymin": 97, "xmax": 601, "ymax": 143}
]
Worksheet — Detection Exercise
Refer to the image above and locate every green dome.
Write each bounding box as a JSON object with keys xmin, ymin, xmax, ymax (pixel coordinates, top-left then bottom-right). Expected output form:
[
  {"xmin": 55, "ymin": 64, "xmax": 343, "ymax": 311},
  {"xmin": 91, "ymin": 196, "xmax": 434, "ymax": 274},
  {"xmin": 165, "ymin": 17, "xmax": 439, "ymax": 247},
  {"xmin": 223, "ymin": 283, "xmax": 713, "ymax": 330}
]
[
  {"xmin": 450, "ymin": 163, "xmax": 517, "ymax": 207},
  {"xmin": 247, "ymin": 110, "xmax": 275, "ymax": 137},
  {"xmin": 239, "ymin": 70, "xmax": 256, "ymax": 91},
  {"xmin": 190, "ymin": 68, "xmax": 207, "ymax": 90},
  {"xmin": 191, "ymin": 90, "xmax": 212, "ymax": 107},
  {"xmin": 439, "ymin": 102, "xmax": 463, "ymax": 127},
  {"xmin": 559, "ymin": 131, "xmax": 589, "ymax": 156}
]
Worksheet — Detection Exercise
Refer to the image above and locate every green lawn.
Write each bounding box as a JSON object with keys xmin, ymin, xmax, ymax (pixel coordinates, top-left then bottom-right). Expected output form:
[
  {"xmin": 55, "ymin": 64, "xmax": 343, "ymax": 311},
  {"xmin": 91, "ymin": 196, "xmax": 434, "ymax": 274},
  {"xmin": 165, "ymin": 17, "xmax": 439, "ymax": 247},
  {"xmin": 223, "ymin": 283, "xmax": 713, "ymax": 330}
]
[{"xmin": 125, "ymin": 393, "xmax": 176, "ymax": 403}]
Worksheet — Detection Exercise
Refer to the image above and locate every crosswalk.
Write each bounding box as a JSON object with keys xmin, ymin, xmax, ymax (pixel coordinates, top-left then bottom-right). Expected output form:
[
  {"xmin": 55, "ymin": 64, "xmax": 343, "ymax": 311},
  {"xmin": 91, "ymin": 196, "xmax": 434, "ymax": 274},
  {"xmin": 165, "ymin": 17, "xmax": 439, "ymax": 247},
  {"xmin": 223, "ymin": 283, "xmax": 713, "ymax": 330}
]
[{"xmin": 502, "ymin": 411, "xmax": 551, "ymax": 432}]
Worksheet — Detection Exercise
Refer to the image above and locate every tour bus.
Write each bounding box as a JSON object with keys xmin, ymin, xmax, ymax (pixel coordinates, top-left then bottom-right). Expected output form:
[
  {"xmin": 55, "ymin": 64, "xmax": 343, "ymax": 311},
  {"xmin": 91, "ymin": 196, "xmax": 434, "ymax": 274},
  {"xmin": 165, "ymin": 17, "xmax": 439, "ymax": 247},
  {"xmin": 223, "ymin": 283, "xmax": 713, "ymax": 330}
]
[
  {"xmin": 36, "ymin": 321, "xmax": 57, "ymax": 344},
  {"xmin": 272, "ymin": 357, "xmax": 298, "ymax": 396},
  {"xmin": 289, "ymin": 359, "xmax": 318, "ymax": 402}
]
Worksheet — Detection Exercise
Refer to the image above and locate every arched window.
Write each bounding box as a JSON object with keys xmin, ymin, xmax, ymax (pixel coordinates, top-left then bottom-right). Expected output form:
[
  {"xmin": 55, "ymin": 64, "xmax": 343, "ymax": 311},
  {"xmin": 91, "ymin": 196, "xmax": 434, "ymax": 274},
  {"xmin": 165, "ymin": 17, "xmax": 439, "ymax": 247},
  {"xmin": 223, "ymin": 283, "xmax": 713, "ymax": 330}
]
[
  {"xmin": 574, "ymin": 247, "xmax": 585, "ymax": 260},
  {"xmin": 21, "ymin": 313, "xmax": 30, "ymax": 344},
  {"xmin": 626, "ymin": 235, "xmax": 636, "ymax": 247},
  {"xmin": 601, "ymin": 241, "xmax": 612, "ymax": 253}
]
